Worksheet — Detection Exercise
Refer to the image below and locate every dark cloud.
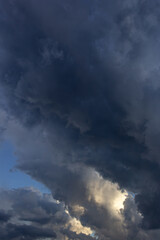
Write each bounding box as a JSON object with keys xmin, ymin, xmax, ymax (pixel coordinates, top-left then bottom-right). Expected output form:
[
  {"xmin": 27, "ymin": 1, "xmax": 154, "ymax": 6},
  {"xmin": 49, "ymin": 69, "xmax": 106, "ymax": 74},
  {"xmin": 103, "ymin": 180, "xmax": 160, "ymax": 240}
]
[
  {"xmin": 0, "ymin": 223, "xmax": 56, "ymax": 240},
  {"xmin": 0, "ymin": 210, "xmax": 11, "ymax": 223},
  {"xmin": 0, "ymin": 0, "xmax": 160, "ymax": 238},
  {"xmin": 0, "ymin": 188, "xmax": 96, "ymax": 240}
]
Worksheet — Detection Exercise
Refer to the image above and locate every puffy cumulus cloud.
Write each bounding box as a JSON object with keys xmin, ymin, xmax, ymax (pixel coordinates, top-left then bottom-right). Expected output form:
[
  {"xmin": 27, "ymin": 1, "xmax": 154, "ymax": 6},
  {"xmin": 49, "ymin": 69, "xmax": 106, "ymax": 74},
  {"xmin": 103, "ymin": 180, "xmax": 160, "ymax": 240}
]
[
  {"xmin": 0, "ymin": 187, "xmax": 95, "ymax": 240},
  {"xmin": 65, "ymin": 214, "xmax": 92, "ymax": 236},
  {"xmin": 0, "ymin": 0, "xmax": 160, "ymax": 239},
  {"xmin": 85, "ymin": 169, "xmax": 127, "ymax": 218},
  {"xmin": 70, "ymin": 205, "xmax": 85, "ymax": 218},
  {"xmin": 0, "ymin": 188, "xmax": 57, "ymax": 240},
  {"xmin": 0, "ymin": 186, "xmax": 159, "ymax": 240}
]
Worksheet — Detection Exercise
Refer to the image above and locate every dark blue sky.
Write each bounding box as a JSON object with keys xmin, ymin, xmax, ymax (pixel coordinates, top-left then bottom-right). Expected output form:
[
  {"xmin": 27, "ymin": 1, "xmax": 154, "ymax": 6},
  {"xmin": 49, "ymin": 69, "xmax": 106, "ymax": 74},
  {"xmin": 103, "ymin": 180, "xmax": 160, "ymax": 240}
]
[{"xmin": 0, "ymin": 140, "xmax": 49, "ymax": 192}]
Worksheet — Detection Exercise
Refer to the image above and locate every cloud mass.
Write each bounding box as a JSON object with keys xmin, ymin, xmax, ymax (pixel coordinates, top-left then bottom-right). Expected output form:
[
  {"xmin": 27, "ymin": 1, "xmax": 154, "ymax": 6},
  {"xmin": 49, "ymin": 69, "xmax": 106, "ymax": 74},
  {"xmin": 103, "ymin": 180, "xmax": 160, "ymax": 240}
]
[{"xmin": 0, "ymin": 0, "xmax": 160, "ymax": 239}]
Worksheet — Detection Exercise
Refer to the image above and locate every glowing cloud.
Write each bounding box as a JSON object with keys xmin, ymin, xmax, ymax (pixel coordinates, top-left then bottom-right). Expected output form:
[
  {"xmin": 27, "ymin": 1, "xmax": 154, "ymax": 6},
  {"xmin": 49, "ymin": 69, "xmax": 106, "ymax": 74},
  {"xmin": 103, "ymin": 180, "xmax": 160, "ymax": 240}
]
[
  {"xmin": 65, "ymin": 209, "xmax": 93, "ymax": 236},
  {"xmin": 86, "ymin": 170, "xmax": 128, "ymax": 217}
]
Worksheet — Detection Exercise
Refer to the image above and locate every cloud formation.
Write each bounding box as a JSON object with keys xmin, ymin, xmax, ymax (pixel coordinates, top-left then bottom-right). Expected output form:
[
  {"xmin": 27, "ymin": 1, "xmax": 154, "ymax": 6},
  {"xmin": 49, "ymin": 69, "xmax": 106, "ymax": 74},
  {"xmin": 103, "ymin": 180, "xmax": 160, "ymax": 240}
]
[
  {"xmin": 0, "ymin": 0, "xmax": 160, "ymax": 239},
  {"xmin": 0, "ymin": 187, "xmax": 96, "ymax": 240}
]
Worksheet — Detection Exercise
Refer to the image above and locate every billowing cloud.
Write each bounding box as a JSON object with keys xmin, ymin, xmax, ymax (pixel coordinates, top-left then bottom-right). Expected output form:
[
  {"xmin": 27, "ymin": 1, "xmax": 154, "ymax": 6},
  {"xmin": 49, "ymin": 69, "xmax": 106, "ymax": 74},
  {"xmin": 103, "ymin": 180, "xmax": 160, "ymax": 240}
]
[
  {"xmin": 0, "ymin": 0, "xmax": 160, "ymax": 239},
  {"xmin": 0, "ymin": 187, "xmax": 96, "ymax": 240}
]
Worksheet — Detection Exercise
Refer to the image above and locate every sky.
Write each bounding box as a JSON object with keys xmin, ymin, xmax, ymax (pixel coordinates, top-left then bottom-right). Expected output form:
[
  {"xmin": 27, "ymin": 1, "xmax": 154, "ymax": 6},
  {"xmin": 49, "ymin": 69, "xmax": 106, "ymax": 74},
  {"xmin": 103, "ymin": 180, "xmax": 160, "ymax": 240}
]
[
  {"xmin": 1, "ymin": 0, "xmax": 160, "ymax": 239},
  {"xmin": 0, "ymin": 140, "xmax": 49, "ymax": 192}
]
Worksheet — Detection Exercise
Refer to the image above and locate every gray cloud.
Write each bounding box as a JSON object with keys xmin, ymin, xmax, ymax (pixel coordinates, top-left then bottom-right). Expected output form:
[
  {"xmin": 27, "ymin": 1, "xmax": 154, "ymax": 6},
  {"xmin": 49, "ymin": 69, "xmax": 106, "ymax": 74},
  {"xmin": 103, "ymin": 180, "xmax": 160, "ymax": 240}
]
[
  {"xmin": 0, "ymin": 187, "xmax": 96, "ymax": 240},
  {"xmin": 0, "ymin": 0, "xmax": 160, "ymax": 238}
]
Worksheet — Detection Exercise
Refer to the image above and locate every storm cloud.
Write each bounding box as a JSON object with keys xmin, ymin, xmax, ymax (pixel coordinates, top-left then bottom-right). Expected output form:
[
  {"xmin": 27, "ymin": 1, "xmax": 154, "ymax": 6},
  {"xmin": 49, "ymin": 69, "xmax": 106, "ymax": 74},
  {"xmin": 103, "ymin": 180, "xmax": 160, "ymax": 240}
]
[{"xmin": 0, "ymin": 0, "xmax": 160, "ymax": 239}]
